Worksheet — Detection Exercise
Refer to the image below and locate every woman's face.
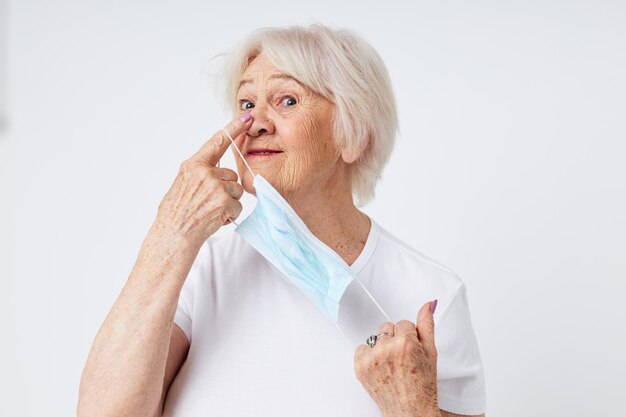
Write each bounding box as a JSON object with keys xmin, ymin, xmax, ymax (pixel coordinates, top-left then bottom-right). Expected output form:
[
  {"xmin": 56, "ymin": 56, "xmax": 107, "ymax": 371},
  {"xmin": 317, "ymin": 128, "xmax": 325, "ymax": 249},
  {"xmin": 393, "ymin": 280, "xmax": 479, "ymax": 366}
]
[{"xmin": 233, "ymin": 53, "xmax": 343, "ymax": 199}]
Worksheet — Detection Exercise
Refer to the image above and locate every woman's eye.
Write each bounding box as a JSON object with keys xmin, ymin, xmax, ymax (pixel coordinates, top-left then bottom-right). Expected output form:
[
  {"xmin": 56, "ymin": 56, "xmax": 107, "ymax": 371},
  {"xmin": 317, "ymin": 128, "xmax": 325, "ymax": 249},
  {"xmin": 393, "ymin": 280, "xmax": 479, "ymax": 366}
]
[
  {"xmin": 239, "ymin": 100, "xmax": 254, "ymax": 110},
  {"xmin": 281, "ymin": 97, "xmax": 297, "ymax": 107}
]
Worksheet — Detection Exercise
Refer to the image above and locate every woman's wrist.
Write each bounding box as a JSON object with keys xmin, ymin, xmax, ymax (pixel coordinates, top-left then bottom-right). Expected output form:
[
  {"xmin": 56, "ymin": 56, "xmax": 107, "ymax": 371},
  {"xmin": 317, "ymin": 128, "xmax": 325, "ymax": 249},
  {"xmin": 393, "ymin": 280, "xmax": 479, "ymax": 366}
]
[
  {"xmin": 130, "ymin": 221, "xmax": 203, "ymax": 289},
  {"xmin": 146, "ymin": 215, "xmax": 213, "ymax": 256},
  {"xmin": 381, "ymin": 406, "xmax": 441, "ymax": 417},
  {"xmin": 382, "ymin": 410, "xmax": 441, "ymax": 417},
  {"xmin": 423, "ymin": 408, "xmax": 443, "ymax": 417}
]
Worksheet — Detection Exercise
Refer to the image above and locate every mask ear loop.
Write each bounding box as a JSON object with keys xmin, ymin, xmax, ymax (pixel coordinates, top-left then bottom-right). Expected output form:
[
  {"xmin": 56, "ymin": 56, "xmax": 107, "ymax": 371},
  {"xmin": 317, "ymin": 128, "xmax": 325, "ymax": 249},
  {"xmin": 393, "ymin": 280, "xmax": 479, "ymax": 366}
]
[
  {"xmin": 218, "ymin": 128, "xmax": 256, "ymax": 227},
  {"xmin": 220, "ymin": 128, "xmax": 256, "ymax": 177}
]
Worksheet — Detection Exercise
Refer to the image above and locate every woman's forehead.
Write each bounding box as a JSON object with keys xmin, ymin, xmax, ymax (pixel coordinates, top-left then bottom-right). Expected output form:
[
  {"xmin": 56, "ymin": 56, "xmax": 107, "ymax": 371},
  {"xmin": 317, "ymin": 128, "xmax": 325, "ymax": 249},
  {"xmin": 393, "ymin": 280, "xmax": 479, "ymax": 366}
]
[
  {"xmin": 242, "ymin": 52, "xmax": 277, "ymax": 75},
  {"xmin": 238, "ymin": 72, "xmax": 302, "ymax": 91},
  {"xmin": 239, "ymin": 53, "xmax": 302, "ymax": 87}
]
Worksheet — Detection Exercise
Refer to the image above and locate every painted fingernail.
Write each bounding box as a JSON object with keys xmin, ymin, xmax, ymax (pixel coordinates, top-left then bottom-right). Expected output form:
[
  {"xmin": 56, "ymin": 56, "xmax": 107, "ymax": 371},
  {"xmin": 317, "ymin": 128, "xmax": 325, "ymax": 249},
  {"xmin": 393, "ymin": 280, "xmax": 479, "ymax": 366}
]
[
  {"xmin": 430, "ymin": 299, "xmax": 438, "ymax": 314},
  {"xmin": 239, "ymin": 112, "xmax": 252, "ymax": 122}
]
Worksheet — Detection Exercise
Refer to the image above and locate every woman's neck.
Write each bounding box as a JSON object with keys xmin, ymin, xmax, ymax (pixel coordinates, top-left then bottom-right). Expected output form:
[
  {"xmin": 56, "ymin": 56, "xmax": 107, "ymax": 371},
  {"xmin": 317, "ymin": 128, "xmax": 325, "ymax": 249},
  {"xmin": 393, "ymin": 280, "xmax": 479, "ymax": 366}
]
[{"xmin": 284, "ymin": 170, "xmax": 371, "ymax": 266}]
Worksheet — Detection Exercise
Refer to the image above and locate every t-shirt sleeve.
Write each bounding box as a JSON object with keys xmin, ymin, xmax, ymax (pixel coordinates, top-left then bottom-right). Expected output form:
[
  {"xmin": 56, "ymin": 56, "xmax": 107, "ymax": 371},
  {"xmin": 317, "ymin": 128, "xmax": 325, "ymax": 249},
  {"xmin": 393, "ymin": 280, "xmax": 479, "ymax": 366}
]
[
  {"xmin": 173, "ymin": 240, "xmax": 211, "ymax": 343},
  {"xmin": 435, "ymin": 284, "xmax": 487, "ymax": 415}
]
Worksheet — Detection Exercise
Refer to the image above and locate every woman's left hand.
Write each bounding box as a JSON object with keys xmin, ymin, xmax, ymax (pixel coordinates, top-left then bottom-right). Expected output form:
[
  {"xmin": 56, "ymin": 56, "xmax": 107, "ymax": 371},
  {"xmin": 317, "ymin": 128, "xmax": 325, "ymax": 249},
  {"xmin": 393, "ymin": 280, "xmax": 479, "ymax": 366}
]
[{"xmin": 354, "ymin": 300, "xmax": 441, "ymax": 417}]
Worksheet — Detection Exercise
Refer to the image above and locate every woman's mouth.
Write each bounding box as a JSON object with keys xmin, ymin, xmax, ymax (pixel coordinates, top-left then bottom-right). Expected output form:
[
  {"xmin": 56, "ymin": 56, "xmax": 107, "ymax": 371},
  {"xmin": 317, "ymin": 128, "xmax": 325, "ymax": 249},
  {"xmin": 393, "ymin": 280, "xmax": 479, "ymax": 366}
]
[{"xmin": 246, "ymin": 148, "xmax": 284, "ymax": 158}]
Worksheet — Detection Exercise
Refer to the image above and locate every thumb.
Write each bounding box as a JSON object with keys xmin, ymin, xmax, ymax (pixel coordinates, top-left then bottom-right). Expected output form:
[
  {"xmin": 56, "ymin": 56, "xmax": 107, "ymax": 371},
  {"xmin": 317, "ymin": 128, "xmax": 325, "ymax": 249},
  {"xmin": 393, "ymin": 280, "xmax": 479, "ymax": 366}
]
[
  {"xmin": 416, "ymin": 299, "xmax": 438, "ymax": 362},
  {"xmin": 192, "ymin": 112, "xmax": 253, "ymax": 166}
]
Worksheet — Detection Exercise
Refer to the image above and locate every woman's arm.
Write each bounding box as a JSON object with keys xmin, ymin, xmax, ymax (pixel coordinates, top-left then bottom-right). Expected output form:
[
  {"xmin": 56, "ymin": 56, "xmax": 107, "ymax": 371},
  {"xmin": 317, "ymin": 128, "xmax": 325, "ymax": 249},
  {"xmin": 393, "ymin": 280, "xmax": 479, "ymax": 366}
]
[
  {"xmin": 153, "ymin": 322, "xmax": 190, "ymax": 417},
  {"xmin": 77, "ymin": 227, "xmax": 199, "ymax": 417},
  {"xmin": 77, "ymin": 115, "xmax": 253, "ymax": 417}
]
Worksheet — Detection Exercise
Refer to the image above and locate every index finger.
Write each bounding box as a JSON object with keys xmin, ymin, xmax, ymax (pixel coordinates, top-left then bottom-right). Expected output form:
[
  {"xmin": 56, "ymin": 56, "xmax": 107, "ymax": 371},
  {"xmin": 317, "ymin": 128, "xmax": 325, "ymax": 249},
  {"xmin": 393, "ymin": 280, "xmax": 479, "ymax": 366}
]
[{"xmin": 192, "ymin": 112, "xmax": 253, "ymax": 166}]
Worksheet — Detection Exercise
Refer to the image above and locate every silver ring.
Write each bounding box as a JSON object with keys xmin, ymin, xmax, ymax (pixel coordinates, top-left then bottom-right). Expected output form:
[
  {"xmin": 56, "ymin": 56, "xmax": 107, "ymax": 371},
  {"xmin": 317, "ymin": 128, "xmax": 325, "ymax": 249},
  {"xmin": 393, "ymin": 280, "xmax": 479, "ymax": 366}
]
[{"xmin": 366, "ymin": 332, "xmax": 390, "ymax": 348}]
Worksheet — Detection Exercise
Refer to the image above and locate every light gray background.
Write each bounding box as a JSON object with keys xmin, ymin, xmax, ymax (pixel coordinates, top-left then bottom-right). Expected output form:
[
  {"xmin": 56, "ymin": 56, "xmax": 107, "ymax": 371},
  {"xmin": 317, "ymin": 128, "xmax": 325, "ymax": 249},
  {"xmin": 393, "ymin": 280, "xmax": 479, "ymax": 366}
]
[
  {"xmin": 0, "ymin": 0, "xmax": 7, "ymax": 128},
  {"xmin": 1, "ymin": 1, "xmax": 624, "ymax": 416}
]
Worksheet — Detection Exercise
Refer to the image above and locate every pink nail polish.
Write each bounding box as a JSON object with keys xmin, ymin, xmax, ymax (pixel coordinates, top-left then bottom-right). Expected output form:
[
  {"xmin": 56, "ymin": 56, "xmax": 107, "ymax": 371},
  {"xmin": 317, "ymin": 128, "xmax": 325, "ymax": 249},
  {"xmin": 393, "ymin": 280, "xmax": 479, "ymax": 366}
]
[
  {"xmin": 430, "ymin": 299, "xmax": 438, "ymax": 314},
  {"xmin": 239, "ymin": 112, "xmax": 252, "ymax": 122}
]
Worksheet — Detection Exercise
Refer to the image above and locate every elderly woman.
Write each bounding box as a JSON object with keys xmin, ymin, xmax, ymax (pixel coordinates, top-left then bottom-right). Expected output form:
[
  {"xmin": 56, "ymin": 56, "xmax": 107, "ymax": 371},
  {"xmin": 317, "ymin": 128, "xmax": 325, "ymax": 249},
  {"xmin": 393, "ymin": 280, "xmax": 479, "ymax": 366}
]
[{"xmin": 78, "ymin": 24, "xmax": 486, "ymax": 417}]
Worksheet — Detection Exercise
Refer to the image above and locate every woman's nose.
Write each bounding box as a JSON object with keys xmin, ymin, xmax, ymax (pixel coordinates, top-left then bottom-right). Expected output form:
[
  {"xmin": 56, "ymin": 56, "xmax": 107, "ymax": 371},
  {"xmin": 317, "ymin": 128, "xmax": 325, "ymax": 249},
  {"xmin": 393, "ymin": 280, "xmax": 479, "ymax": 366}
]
[{"xmin": 247, "ymin": 107, "xmax": 275, "ymax": 137}]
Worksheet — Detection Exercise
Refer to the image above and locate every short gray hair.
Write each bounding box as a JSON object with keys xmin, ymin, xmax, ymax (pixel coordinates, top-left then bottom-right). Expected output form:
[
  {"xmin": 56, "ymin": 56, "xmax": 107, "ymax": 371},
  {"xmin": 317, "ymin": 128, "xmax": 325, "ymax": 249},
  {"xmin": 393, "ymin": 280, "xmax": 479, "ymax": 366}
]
[{"xmin": 221, "ymin": 24, "xmax": 398, "ymax": 206}]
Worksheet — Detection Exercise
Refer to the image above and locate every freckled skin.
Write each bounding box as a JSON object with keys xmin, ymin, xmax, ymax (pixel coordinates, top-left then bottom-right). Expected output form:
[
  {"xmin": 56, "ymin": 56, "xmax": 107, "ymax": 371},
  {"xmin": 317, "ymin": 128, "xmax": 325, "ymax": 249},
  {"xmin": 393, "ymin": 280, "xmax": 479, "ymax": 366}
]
[{"xmin": 354, "ymin": 304, "xmax": 444, "ymax": 417}]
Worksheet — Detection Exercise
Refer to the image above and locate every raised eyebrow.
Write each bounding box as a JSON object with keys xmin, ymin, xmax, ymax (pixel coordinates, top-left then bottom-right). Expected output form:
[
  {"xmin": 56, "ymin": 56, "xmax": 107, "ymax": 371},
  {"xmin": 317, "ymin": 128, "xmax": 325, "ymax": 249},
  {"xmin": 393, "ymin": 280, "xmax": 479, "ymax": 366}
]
[
  {"xmin": 266, "ymin": 74, "xmax": 304, "ymax": 87},
  {"xmin": 237, "ymin": 78, "xmax": 254, "ymax": 90},
  {"xmin": 237, "ymin": 74, "xmax": 304, "ymax": 91}
]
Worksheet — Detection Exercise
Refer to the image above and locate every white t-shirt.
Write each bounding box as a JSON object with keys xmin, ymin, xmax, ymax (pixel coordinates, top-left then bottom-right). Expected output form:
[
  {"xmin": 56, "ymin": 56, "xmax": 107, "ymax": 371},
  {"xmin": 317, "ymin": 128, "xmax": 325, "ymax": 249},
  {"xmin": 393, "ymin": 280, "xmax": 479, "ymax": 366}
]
[{"xmin": 163, "ymin": 219, "xmax": 486, "ymax": 416}]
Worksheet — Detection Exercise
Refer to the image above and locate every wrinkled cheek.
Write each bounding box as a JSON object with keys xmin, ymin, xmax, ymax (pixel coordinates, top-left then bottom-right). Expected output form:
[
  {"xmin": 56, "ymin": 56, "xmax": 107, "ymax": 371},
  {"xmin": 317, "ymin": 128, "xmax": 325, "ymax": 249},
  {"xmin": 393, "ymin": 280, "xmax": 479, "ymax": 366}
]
[{"xmin": 276, "ymin": 151, "xmax": 312, "ymax": 192}]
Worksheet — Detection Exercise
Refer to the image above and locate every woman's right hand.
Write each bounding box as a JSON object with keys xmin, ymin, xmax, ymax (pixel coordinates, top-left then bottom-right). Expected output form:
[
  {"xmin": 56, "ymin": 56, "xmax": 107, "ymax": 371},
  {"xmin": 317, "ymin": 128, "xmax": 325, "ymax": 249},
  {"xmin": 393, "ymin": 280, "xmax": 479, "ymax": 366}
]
[{"xmin": 153, "ymin": 113, "xmax": 254, "ymax": 247}]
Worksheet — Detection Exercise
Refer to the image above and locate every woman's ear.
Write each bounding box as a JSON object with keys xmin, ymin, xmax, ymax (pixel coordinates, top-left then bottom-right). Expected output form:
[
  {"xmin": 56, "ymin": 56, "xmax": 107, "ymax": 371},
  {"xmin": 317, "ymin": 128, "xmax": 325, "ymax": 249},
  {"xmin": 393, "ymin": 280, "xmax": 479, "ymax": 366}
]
[{"xmin": 341, "ymin": 135, "xmax": 370, "ymax": 164}]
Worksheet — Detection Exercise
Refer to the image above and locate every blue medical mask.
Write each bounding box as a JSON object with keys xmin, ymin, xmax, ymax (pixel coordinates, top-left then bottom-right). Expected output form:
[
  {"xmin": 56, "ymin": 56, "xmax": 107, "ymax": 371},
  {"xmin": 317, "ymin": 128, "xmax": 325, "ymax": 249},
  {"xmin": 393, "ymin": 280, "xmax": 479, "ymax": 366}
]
[
  {"xmin": 220, "ymin": 129, "xmax": 390, "ymax": 347},
  {"xmin": 236, "ymin": 173, "xmax": 353, "ymax": 321}
]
